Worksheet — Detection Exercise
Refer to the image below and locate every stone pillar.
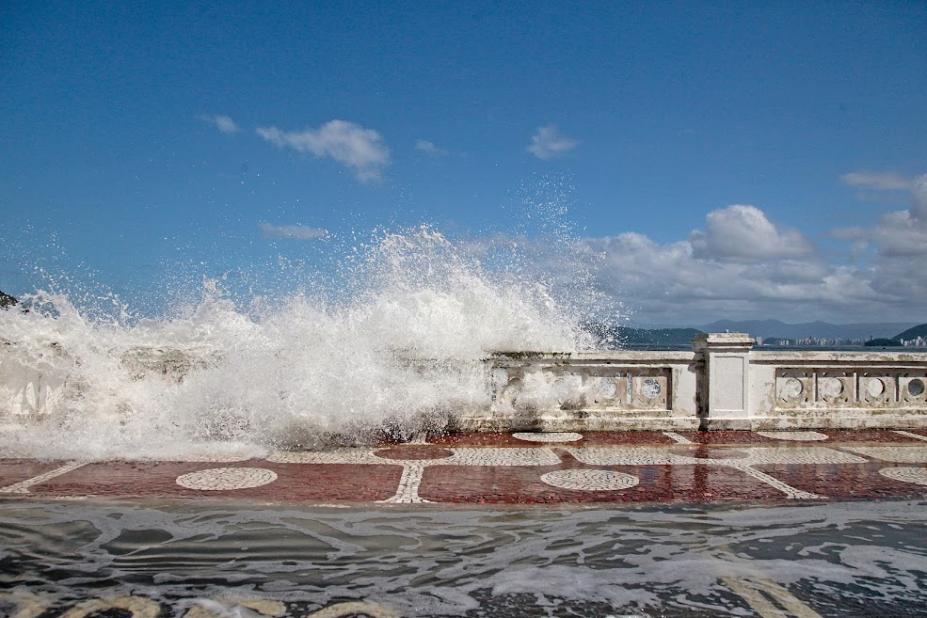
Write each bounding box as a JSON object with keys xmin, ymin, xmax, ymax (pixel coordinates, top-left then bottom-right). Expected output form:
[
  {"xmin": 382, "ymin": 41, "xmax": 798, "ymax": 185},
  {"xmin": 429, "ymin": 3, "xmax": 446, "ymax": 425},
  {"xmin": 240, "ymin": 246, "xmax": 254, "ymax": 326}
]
[{"xmin": 692, "ymin": 333, "xmax": 755, "ymax": 430}]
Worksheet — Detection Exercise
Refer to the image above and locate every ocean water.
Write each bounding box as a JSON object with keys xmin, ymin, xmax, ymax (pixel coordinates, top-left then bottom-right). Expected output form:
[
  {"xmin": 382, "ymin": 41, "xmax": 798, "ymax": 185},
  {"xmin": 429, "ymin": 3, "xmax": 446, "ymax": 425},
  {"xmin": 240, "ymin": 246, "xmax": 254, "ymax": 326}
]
[
  {"xmin": 1, "ymin": 499, "xmax": 925, "ymax": 617},
  {"xmin": 0, "ymin": 227, "xmax": 611, "ymax": 460}
]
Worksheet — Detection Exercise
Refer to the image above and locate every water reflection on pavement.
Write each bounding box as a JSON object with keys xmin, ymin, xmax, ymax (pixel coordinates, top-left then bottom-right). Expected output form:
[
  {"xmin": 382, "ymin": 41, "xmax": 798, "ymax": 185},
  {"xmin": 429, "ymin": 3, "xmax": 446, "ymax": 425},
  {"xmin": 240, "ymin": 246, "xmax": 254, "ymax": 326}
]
[{"xmin": 1, "ymin": 499, "xmax": 925, "ymax": 617}]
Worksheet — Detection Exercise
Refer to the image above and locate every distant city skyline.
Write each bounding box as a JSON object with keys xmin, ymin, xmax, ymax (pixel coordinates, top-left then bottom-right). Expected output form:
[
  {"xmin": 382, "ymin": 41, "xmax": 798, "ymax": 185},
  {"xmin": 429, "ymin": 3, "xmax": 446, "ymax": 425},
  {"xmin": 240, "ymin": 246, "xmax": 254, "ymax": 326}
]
[{"xmin": 2, "ymin": 1, "xmax": 926, "ymax": 324}]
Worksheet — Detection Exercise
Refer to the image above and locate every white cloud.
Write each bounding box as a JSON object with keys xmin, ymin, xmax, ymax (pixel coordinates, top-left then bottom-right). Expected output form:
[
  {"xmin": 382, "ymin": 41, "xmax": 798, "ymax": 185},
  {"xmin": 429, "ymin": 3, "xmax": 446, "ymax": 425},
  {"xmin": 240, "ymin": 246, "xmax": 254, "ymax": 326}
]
[
  {"xmin": 841, "ymin": 171, "xmax": 913, "ymax": 191},
  {"xmin": 689, "ymin": 205, "xmax": 813, "ymax": 260},
  {"xmin": 836, "ymin": 171, "xmax": 927, "ymax": 256},
  {"xmin": 483, "ymin": 203, "xmax": 926, "ymax": 324},
  {"xmin": 199, "ymin": 114, "xmax": 239, "ymax": 134},
  {"xmin": 912, "ymin": 174, "xmax": 927, "ymax": 219},
  {"xmin": 415, "ymin": 139, "xmax": 446, "ymax": 156},
  {"xmin": 569, "ymin": 232, "xmax": 897, "ymax": 325},
  {"xmin": 256, "ymin": 120, "xmax": 390, "ymax": 182},
  {"xmin": 527, "ymin": 125, "xmax": 578, "ymax": 160},
  {"xmin": 871, "ymin": 210, "xmax": 927, "ymax": 256},
  {"xmin": 258, "ymin": 223, "xmax": 329, "ymax": 240}
]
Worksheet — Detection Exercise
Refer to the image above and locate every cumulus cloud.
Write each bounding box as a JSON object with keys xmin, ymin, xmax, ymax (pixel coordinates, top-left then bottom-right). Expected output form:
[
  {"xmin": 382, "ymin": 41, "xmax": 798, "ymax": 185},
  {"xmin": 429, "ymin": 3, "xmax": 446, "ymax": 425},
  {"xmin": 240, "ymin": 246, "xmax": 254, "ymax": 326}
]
[
  {"xmin": 527, "ymin": 125, "xmax": 578, "ymax": 160},
  {"xmin": 199, "ymin": 114, "xmax": 239, "ymax": 134},
  {"xmin": 689, "ymin": 205, "xmax": 813, "ymax": 260},
  {"xmin": 256, "ymin": 120, "xmax": 390, "ymax": 182},
  {"xmin": 258, "ymin": 223, "xmax": 329, "ymax": 240},
  {"xmin": 483, "ymin": 202, "xmax": 925, "ymax": 324},
  {"xmin": 415, "ymin": 139, "xmax": 446, "ymax": 156},
  {"xmin": 871, "ymin": 210, "xmax": 927, "ymax": 256},
  {"xmin": 570, "ymin": 234, "xmax": 899, "ymax": 325}
]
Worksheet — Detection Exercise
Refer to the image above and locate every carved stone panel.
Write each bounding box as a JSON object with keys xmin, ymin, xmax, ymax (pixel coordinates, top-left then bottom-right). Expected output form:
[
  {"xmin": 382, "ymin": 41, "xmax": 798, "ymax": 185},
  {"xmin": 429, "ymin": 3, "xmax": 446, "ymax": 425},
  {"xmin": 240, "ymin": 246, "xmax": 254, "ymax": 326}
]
[
  {"xmin": 775, "ymin": 367, "xmax": 926, "ymax": 409},
  {"xmin": 776, "ymin": 369, "xmax": 813, "ymax": 408},
  {"xmin": 858, "ymin": 372, "xmax": 896, "ymax": 406},
  {"xmin": 490, "ymin": 364, "xmax": 672, "ymax": 412},
  {"xmin": 900, "ymin": 376, "xmax": 927, "ymax": 404},
  {"xmin": 817, "ymin": 370, "xmax": 853, "ymax": 405},
  {"xmin": 630, "ymin": 373, "xmax": 669, "ymax": 410}
]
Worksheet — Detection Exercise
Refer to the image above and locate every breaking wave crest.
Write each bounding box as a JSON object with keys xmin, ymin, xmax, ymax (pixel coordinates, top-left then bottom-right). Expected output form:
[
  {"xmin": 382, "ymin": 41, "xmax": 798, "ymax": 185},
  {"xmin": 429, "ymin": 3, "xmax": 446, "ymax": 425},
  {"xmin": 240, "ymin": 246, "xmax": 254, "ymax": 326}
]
[{"xmin": 0, "ymin": 227, "xmax": 599, "ymax": 459}]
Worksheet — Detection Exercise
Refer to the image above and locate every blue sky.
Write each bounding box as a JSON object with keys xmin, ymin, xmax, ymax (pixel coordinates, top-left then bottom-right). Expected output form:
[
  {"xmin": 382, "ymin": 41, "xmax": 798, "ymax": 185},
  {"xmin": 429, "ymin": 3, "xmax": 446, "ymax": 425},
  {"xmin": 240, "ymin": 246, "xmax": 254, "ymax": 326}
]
[{"xmin": 1, "ymin": 1, "xmax": 926, "ymax": 325}]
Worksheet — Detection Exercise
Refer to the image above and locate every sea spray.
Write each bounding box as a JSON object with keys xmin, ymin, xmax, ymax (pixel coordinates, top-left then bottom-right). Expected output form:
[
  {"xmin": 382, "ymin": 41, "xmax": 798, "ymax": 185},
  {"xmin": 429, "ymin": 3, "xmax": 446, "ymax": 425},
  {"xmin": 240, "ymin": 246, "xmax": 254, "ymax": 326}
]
[{"xmin": 0, "ymin": 226, "xmax": 602, "ymax": 459}]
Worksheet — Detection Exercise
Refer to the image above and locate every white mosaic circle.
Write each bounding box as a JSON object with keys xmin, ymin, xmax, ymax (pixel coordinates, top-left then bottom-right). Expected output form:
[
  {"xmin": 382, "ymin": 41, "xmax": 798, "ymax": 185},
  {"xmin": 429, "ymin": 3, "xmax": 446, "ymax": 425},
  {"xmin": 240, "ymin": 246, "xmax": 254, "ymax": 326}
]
[
  {"xmin": 757, "ymin": 431, "xmax": 828, "ymax": 441},
  {"xmin": 878, "ymin": 466, "xmax": 927, "ymax": 486},
  {"xmin": 512, "ymin": 432, "xmax": 583, "ymax": 443},
  {"xmin": 540, "ymin": 469, "xmax": 639, "ymax": 491},
  {"xmin": 176, "ymin": 467, "xmax": 278, "ymax": 491}
]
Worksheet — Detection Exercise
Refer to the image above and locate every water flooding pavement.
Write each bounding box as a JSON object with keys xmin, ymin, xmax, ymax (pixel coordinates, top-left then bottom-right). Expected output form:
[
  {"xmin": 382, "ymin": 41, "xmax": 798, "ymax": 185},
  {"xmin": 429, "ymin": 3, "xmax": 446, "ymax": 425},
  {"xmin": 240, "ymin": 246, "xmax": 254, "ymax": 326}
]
[{"xmin": 0, "ymin": 498, "xmax": 925, "ymax": 616}]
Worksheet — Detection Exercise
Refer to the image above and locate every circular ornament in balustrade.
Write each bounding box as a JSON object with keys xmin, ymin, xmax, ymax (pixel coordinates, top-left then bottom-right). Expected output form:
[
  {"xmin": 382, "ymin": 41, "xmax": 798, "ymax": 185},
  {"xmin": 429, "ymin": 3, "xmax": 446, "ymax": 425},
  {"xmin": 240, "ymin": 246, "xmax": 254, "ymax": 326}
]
[
  {"xmin": 778, "ymin": 377, "xmax": 804, "ymax": 400},
  {"xmin": 818, "ymin": 377, "xmax": 844, "ymax": 399},
  {"xmin": 597, "ymin": 379, "xmax": 618, "ymax": 399},
  {"xmin": 866, "ymin": 378, "xmax": 886, "ymax": 398},
  {"xmin": 907, "ymin": 378, "xmax": 926, "ymax": 397},
  {"xmin": 500, "ymin": 379, "xmax": 522, "ymax": 404},
  {"xmin": 641, "ymin": 378, "xmax": 662, "ymax": 399},
  {"xmin": 540, "ymin": 469, "xmax": 639, "ymax": 491}
]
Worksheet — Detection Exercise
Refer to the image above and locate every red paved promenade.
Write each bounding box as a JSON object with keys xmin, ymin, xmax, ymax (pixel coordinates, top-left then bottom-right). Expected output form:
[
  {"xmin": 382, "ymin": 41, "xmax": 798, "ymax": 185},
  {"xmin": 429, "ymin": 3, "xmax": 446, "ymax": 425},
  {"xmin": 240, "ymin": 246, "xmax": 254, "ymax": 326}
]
[{"xmin": 3, "ymin": 429, "xmax": 927, "ymax": 505}]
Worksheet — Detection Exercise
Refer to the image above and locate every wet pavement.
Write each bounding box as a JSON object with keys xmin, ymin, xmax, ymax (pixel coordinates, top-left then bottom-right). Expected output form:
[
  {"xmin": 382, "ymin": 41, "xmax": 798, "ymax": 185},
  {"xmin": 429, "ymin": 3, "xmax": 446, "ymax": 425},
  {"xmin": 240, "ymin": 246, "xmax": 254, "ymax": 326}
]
[{"xmin": 2, "ymin": 429, "xmax": 927, "ymax": 506}]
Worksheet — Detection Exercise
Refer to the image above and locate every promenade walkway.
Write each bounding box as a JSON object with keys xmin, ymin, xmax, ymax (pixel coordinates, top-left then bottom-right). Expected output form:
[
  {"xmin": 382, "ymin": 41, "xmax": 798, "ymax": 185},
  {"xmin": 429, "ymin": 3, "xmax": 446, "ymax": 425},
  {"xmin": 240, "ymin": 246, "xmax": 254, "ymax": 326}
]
[{"xmin": 3, "ymin": 429, "xmax": 927, "ymax": 506}]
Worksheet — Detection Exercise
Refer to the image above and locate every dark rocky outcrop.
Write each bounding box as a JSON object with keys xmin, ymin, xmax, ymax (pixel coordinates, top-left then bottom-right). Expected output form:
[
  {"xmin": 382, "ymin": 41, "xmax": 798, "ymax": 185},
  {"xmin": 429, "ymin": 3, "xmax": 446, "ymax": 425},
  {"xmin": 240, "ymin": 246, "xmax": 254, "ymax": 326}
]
[
  {"xmin": 864, "ymin": 338, "xmax": 902, "ymax": 347},
  {"xmin": 0, "ymin": 289, "xmax": 17, "ymax": 309}
]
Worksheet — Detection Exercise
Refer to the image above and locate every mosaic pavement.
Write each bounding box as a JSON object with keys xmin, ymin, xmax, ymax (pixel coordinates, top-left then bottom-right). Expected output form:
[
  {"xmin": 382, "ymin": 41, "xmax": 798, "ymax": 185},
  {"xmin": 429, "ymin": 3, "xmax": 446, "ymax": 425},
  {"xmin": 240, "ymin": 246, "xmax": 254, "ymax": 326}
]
[{"xmin": 3, "ymin": 429, "xmax": 927, "ymax": 505}]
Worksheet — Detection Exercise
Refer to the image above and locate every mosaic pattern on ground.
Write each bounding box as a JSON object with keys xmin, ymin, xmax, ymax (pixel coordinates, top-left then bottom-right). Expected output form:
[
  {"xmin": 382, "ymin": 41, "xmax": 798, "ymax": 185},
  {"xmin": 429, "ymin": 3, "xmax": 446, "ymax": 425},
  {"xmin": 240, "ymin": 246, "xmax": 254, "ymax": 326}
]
[{"xmin": 2, "ymin": 429, "xmax": 927, "ymax": 505}]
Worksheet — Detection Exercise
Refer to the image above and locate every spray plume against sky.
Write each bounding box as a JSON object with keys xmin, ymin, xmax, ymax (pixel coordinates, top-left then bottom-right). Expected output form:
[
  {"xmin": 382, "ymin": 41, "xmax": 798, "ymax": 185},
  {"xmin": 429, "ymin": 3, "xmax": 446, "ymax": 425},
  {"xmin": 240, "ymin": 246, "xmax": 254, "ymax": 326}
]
[{"xmin": 1, "ymin": 1, "xmax": 926, "ymax": 325}]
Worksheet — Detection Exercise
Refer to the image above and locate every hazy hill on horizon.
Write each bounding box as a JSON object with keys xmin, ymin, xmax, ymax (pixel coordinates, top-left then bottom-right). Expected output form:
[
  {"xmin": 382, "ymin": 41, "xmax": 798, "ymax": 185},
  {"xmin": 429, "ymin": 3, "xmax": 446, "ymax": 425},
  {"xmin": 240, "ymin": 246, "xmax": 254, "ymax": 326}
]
[
  {"xmin": 695, "ymin": 319, "xmax": 918, "ymax": 341},
  {"xmin": 894, "ymin": 324, "xmax": 927, "ymax": 341}
]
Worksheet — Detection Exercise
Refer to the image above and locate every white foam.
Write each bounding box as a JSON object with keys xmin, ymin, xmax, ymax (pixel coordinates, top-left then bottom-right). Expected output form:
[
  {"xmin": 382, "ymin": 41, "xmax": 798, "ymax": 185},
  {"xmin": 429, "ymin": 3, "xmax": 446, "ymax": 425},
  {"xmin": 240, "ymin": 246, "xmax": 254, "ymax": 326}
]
[{"xmin": 0, "ymin": 228, "xmax": 596, "ymax": 459}]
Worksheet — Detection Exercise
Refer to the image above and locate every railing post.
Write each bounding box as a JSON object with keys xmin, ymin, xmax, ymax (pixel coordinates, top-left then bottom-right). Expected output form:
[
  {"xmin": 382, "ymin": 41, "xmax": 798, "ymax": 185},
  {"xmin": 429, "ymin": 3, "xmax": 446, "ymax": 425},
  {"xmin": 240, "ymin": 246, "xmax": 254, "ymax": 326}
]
[{"xmin": 692, "ymin": 332, "xmax": 755, "ymax": 430}]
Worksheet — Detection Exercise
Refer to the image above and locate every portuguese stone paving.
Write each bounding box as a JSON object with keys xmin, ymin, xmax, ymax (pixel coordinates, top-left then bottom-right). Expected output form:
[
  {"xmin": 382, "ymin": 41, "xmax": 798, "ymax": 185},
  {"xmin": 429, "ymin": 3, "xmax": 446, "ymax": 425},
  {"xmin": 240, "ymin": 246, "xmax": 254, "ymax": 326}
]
[{"xmin": 2, "ymin": 429, "xmax": 927, "ymax": 505}]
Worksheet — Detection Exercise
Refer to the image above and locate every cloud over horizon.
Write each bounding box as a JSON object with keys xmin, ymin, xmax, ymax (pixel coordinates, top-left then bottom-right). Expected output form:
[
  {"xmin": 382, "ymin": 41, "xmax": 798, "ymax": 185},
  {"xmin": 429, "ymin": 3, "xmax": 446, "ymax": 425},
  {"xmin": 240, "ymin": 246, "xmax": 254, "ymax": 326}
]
[
  {"xmin": 481, "ymin": 201, "xmax": 925, "ymax": 326},
  {"xmin": 257, "ymin": 120, "xmax": 390, "ymax": 182},
  {"xmin": 527, "ymin": 125, "xmax": 578, "ymax": 160}
]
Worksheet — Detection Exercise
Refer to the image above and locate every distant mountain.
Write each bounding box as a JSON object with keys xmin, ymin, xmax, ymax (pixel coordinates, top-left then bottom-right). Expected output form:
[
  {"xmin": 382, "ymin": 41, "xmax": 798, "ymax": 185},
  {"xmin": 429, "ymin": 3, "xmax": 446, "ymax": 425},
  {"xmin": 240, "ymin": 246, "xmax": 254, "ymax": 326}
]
[
  {"xmin": 894, "ymin": 324, "xmax": 927, "ymax": 341},
  {"xmin": 698, "ymin": 319, "xmax": 917, "ymax": 341}
]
